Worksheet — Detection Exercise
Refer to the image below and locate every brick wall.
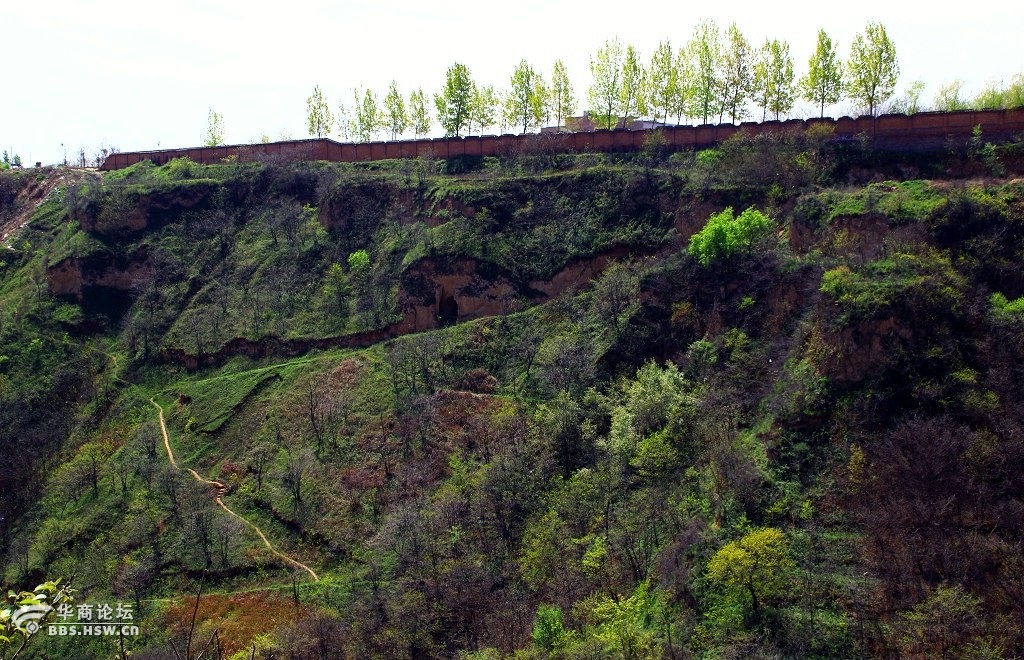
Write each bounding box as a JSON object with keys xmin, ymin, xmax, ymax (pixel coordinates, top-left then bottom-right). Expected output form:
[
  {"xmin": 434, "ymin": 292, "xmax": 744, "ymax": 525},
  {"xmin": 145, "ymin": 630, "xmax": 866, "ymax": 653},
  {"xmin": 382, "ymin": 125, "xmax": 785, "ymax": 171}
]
[{"xmin": 99, "ymin": 108, "xmax": 1024, "ymax": 171}]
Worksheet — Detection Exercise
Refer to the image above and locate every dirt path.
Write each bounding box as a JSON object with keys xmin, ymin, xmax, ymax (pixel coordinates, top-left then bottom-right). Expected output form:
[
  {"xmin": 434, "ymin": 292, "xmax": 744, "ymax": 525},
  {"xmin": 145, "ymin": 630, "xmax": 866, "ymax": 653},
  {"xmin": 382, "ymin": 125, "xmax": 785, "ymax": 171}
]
[
  {"xmin": 149, "ymin": 398, "xmax": 319, "ymax": 582},
  {"xmin": 1, "ymin": 168, "xmax": 97, "ymax": 246}
]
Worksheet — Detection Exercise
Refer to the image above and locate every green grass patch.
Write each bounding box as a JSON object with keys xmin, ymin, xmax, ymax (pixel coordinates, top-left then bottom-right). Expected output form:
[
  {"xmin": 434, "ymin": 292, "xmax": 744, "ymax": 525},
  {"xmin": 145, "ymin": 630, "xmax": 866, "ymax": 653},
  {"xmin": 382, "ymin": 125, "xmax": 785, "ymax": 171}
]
[
  {"xmin": 820, "ymin": 249, "xmax": 965, "ymax": 322},
  {"xmin": 177, "ymin": 368, "xmax": 285, "ymax": 434},
  {"xmin": 804, "ymin": 180, "xmax": 947, "ymax": 226}
]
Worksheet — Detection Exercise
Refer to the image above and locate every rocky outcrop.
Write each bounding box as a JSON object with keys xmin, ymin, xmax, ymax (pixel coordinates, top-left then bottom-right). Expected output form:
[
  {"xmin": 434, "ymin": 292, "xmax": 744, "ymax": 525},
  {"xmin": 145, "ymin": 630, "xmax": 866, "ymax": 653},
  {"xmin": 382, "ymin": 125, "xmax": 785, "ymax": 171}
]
[
  {"xmin": 317, "ymin": 180, "xmax": 397, "ymax": 231},
  {"xmin": 821, "ymin": 315, "xmax": 914, "ymax": 384},
  {"xmin": 400, "ymin": 258, "xmax": 523, "ymax": 328},
  {"xmin": 79, "ymin": 181, "xmax": 218, "ymax": 235},
  {"xmin": 47, "ymin": 246, "xmax": 151, "ymax": 299},
  {"xmin": 161, "ymin": 250, "xmax": 630, "ymax": 370}
]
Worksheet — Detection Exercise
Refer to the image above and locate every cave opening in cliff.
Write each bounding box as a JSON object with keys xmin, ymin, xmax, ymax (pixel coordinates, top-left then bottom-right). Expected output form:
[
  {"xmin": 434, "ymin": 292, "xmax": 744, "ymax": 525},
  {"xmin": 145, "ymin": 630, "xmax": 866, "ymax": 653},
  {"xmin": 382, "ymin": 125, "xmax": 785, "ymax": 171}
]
[{"xmin": 439, "ymin": 295, "xmax": 459, "ymax": 326}]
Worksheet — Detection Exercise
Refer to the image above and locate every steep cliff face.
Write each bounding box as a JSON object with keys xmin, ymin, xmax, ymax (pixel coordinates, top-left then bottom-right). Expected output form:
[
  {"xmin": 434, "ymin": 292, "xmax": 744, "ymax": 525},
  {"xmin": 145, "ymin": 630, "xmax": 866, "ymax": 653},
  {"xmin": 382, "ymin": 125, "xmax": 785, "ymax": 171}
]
[
  {"xmin": 400, "ymin": 257, "xmax": 522, "ymax": 327},
  {"xmin": 7, "ymin": 151, "xmax": 1024, "ymax": 659},
  {"xmin": 76, "ymin": 179, "xmax": 219, "ymax": 235},
  {"xmin": 47, "ymin": 246, "xmax": 151, "ymax": 299}
]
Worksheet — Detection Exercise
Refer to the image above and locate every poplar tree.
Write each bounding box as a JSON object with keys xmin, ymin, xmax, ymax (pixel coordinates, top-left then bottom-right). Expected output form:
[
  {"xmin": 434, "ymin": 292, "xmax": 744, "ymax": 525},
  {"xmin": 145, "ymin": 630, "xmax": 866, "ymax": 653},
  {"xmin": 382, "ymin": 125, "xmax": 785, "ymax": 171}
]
[
  {"xmin": 550, "ymin": 59, "xmax": 576, "ymax": 129},
  {"xmin": 847, "ymin": 21, "xmax": 899, "ymax": 116},
  {"xmin": 470, "ymin": 84, "xmax": 499, "ymax": 135},
  {"xmin": 306, "ymin": 85, "xmax": 333, "ymax": 138},
  {"xmin": 670, "ymin": 47, "xmax": 692, "ymax": 123},
  {"xmin": 506, "ymin": 59, "xmax": 543, "ymax": 133},
  {"xmin": 648, "ymin": 40, "xmax": 679, "ymax": 124},
  {"xmin": 620, "ymin": 44, "xmax": 647, "ymax": 124},
  {"xmin": 753, "ymin": 39, "xmax": 795, "ymax": 120},
  {"xmin": 588, "ymin": 37, "xmax": 625, "ymax": 129},
  {"xmin": 533, "ymin": 72, "xmax": 551, "ymax": 127},
  {"xmin": 204, "ymin": 108, "xmax": 225, "ymax": 146},
  {"xmin": 383, "ymin": 81, "xmax": 408, "ymax": 140},
  {"xmin": 408, "ymin": 88, "xmax": 432, "ymax": 137},
  {"xmin": 718, "ymin": 22, "xmax": 754, "ymax": 123},
  {"xmin": 800, "ymin": 29, "xmax": 844, "ymax": 118},
  {"xmin": 435, "ymin": 63, "xmax": 475, "ymax": 137},
  {"xmin": 686, "ymin": 20, "xmax": 721, "ymax": 125},
  {"xmin": 353, "ymin": 88, "xmax": 382, "ymax": 142}
]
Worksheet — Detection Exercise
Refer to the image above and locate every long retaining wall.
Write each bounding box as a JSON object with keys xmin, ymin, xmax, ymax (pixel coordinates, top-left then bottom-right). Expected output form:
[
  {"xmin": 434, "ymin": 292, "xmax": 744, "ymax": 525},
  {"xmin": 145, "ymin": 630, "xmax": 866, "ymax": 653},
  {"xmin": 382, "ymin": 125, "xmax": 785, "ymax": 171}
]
[{"xmin": 99, "ymin": 108, "xmax": 1024, "ymax": 171}]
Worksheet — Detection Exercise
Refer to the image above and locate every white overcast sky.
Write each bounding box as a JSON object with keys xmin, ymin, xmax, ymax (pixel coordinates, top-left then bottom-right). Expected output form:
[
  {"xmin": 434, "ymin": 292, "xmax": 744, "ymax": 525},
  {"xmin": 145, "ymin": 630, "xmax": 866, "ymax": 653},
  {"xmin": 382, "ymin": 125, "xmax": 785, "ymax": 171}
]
[{"xmin": 3, "ymin": 0, "xmax": 1022, "ymax": 166}]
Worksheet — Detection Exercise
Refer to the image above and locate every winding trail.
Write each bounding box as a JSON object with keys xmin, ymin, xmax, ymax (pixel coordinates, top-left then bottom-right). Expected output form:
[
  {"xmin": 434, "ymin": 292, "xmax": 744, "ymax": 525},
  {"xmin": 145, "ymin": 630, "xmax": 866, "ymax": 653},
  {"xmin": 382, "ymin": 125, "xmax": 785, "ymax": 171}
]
[{"xmin": 149, "ymin": 398, "xmax": 319, "ymax": 581}]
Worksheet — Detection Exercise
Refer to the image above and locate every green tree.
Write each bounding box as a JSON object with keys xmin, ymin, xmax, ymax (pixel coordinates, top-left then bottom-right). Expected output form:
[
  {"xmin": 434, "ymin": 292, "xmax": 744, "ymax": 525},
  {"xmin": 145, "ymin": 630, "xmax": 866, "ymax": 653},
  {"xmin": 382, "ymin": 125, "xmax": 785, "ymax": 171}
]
[
  {"xmin": 591, "ymin": 261, "xmax": 641, "ymax": 338},
  {"xmin": 688, "ymin": 206, "xmax": 774, "ymax": 267},
  {"xmin": 718, "ymin": 22, "xmax": 754, "ymax": 123},
  {"xmin": 800, "ymin": 29, "xmax": 844, "ymax": 118},
  {"xmin": 533, "ymin": 72, "xmax": 551, "ymax": 127},
  {"xmin": 890, "ymin": 80, "xmax": 926, "ymax": 114},
  {"xmin": 896, "ymin": 585, "xmax": 983, "ymax": 657},
  {"xmin": 532, "ymin": 604, "xmax": 568, "ymax": 652},
  {"xmin": 203, "ymin": 108, "xmax": 225, "ymax": 146},
  {"xmin": 347, "ymin": 249, "xmax": 371, "ymax": 276},
  {"xmin": 435, "ymin": 62, "xmax": 475, "ymax": 137},
  {"xmin": 588, "ymin": 37, "xmax": 625, "ymax": 129},
  {"xmin": 322, "ymin": 263, "xmax": 350, "ymax": 320},
  {"xmin": 648, "ymin": 40, "xmax": 679, "ymax": 124},
  {"xmin": 383, "ymin": 81, "xmax": 408, "ymax": 140},
  {"xmin": 753, "ymin": 38, "xmax": 795, "ymax": 120},
  {"xmin": 335, "ymin": 99, "xmax": 352, "ymax": 140},
  {"xmin": 933, "ymin": 80, "xmax": 968, "ymax": 111},
  {"xmin": 353, "ymin": 88, "xmax": 382, "ymax": 142},
  {"xmin": 687, "ymin": 20, "xmax": 721, "ymax": 124},
  {"xmin": 620, "ymin": 44, "xmax": 647, "ymax": 124},
  {"xmin": 587, "ymin": 582, "xmax": 672, "ymax": 659},
  {"xmin": 306, "ymin": 85, "xmax": 333, "ymax": 138},
  {"xmin": 550, "ymin": 59, "xmax": 576, "ymax": 129},
  {"xmin": 973, "ymin": 81, "xmax": 1007, "ymax": 109},
  {"xmin": 408, "ymin": 88, "xmax": 432, "ymax": 137},
  {"xmin": 670, "ymin": 47, "xmax": 692, "ymax": 123},
  {"xmin": 608, "ymin": 361, "xmax": 694, "ymax": 475},
  {"xmin": 1006, "ymin": 73, "xmax": 1024, "ymax": 108},
  {"xmin": 706, "ymin": 527, "xmax": 793, "ymax": 613},
  {"xmin": 847, "ymin": 21, "xmax": 899, "ymax": 115},
  {"xmin": 505, "ymin": 59, "xmax": 543, "ymax": 133},
  {"xmin": 470, "ymin": 84, "xmax": 499, "ymax": 135}
]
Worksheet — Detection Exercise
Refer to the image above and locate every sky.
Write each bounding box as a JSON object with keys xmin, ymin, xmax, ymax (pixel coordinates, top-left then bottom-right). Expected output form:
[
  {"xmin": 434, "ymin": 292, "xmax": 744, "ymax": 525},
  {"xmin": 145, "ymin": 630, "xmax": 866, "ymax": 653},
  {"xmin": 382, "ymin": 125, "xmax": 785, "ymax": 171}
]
[{"xmin": 3, "ymin": 0, "xmax": 1022, "ymax": 166}]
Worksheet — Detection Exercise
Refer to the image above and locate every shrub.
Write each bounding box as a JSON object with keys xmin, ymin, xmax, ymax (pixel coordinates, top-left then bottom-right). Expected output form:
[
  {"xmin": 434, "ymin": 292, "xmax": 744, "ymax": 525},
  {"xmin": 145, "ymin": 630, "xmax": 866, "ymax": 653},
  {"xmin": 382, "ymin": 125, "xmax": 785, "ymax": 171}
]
[
  {"xmin": 688, "ymin": 206, "xmax": 774, "ymax": 267},
  {"xmin": 532, "ymin": 604, "xmax": 567, "ymax": 652},
  {"xmin": 706, "ymin": 527, "xmax": 794, "ymax": 613},
  {"xmin": 347, "ymin": 249, "xmax": 371, "ymax": 274},
  {"xmin": 990, "ymin": 292, "xmax": 1024, "ymax": 323},
  {"xmin": 820, "ymin": 250, "xmax": 965, "ymax": 322}
]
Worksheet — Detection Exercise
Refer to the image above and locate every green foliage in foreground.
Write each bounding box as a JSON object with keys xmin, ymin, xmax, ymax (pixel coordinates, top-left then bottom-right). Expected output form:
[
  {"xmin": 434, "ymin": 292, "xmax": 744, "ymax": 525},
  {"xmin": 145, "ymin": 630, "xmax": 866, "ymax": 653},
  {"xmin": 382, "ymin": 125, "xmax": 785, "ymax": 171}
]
[{"xmin": 0, "ymin": 579, "xmax": 75, "ymax": 656}]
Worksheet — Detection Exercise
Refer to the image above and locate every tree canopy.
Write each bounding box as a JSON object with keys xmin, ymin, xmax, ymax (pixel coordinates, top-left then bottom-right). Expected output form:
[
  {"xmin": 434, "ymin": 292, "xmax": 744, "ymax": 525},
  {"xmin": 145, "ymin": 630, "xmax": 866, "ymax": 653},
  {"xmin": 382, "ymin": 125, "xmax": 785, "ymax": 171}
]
[
  {"xmin": 588, "ymin": 37, "xmax": 625, "ymax": 130},
  {"xmin": 306, "ymin": 85, "xmax": 333, "ymax": 139},
  {"xmin": 847, "ymin": 21, "xmax": 899, "ymax": 115},
  {"xmin": 435, "ymin": 63, "xmax": 475, "ymax": 137},
  {"xmin": 801, "ymin": 29, "xmax": 844, "ymax": 118}
]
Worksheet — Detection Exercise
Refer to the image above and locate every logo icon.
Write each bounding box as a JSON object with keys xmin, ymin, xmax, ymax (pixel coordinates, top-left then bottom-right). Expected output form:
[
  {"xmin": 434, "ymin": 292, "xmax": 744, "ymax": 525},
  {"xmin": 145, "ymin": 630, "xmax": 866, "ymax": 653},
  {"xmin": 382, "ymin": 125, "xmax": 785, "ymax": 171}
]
[{"xmin": 11, "ymin": 604, "xmax": 52, "ymax": 634}]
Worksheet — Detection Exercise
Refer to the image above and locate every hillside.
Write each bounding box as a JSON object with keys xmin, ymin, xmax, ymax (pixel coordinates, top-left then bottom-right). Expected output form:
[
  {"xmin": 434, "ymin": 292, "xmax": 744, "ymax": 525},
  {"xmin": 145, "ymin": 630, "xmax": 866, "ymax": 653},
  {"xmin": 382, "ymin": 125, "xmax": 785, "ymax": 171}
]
[{"xmin": 2, "ymin": 128, "xmax": 1024, "ymax": 658}]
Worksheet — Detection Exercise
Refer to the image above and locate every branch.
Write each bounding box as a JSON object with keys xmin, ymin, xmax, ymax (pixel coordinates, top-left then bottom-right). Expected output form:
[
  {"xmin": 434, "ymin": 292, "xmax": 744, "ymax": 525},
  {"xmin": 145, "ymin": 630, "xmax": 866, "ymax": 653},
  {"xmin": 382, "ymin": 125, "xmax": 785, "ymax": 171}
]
[{"xmin": 185, "ymin": 572, "xmax": 206, "ymax": 660}]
